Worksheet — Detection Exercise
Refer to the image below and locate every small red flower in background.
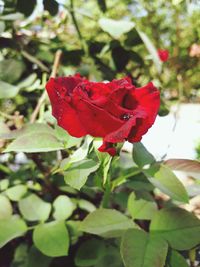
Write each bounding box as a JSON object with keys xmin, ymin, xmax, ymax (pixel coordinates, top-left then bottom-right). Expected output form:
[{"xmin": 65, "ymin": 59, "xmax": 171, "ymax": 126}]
[
  {"xmin": 46, "ymin": 74, "xmax": 160, "ymax": 156},
  {"xmin": 158, "ymin": 49, "xmax": 169, "ymax": 62}
]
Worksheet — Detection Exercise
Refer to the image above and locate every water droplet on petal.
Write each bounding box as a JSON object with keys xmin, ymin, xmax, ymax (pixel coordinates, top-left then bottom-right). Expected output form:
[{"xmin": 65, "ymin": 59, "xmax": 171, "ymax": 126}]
[{"xmin": 121, "ymin": 113, "xmax": 132, "ymax": 121}]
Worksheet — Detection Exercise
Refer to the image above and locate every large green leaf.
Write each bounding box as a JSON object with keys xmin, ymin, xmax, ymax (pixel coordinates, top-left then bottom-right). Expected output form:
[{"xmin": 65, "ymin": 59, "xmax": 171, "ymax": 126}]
[
  {"xmin": 0, "ymin": 80, "xmax": 19, "ymax": 99},
  {"xmin": 4, "ymin": 132, "xmax": 64, "ymax": 153},
  {"xmin": 121, "ymin": 229, "xmax": 168, "ymax": 267},
  {"xmin": 80, "ymin": 208, "xmax": 136, "ymax": 238},
  {"xmin": 132, "ymin": 142, "xmax": 155, "ymax": 168},
  {"xmin": 75, "ymin": 238, "xmax": 106, "ymax": 267},
  {"xmin": 128, "ymin": 192, "xmax": 157, "ymax": 220},
  {"xmin": 33, "ymin": 220, "xmax": 69, "ymax": 257},
  {"xmin": 98, "ymin": 18, "xmax": 135, "ymax": 39},
  {"xmin": 0, "ymin": 194, "xmax": 12, "ymax": 219},
  {"xmin": 144, "ymin": 164, "xmax": 189, "ymax": 203},
  {"xmin": 0, "ymin": 59, "xmax": 25, "ymax": 84},
  {"xmin": 150, "ymin": 207, "xmax": 200, "ymax": 250},
  {"xmin": 53, "ymin": 195, "xmax": 76, "ymax": 220},
  {"xmin": 19, "ymin": 194, "xmax": 51, "ymax": 222},
  {"xmin": 138, "ymin": 30, "xmax": 162, "ymax": 73},
  {"xmin": 64, "ymin": 159, "xmax": 100, "ymax": 190},
  {"xmin": 0, "ymin": 216, "xmax": 27, "ymax": 248}
]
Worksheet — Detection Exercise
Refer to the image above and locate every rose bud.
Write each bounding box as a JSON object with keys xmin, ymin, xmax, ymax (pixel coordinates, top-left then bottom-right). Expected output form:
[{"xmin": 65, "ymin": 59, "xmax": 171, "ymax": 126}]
[{"xmin": 158, "ymin": 49, "xmax": 169, "ymax": 62}]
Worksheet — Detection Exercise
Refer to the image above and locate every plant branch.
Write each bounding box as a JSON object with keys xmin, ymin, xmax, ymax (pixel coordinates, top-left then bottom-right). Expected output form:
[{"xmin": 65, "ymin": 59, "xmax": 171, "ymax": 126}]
[
  {"xmin": 70, "ymin": 0, "xmax": 83, "ymax": 41},
  {"xmin": 30, "ymin": 50, "xmax": 62, "ymax": 123},
  {"xmin": 22, "ymin": 51, "xmax": 49, "ymax": 72}
]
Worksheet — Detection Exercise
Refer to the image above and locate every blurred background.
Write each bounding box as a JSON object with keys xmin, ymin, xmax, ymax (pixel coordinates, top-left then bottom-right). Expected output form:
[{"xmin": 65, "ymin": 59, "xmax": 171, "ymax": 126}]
[{"xmin": 0, "ymin": 0, "xmax": 200, "ymax": 266}]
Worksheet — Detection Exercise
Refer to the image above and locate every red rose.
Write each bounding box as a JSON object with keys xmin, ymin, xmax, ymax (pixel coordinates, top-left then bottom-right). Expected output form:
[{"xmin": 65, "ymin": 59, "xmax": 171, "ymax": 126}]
[
  {"xmin": 46, "ymin": 74, "xmax": 160, "ymax": 156},
  {"xmin": 158, "ymin": 49, "xmax": 169, "ymax": 62}
]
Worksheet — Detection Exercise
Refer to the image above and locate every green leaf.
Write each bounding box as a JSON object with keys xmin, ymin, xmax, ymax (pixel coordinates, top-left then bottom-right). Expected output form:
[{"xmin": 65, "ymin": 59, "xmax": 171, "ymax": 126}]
[
  {"xmin": 144, "ymin": 164, "xmax": 189, "ymax": 203},
  {"xmin": 19, "ymin": 194, "xmax": 51, "ymax": 222},
  {"xmin": 167, "ymin": 250, "xmax": 189, "ymax": 267},
  {"xmin": 120, "ymin": 229, "xmax": 168, "ymax": 267},
  {"xmin": 0, "ymin": 80, "xmax": 19, "ymax": 99},
  {"xmin": 98, "ymin": 18, "xmax": 135, "ymax": 39},
  {"xmin": 70, "ymin": 136, "xmax": 93, "ymax": 163},
  {"xmin": 0, "ymin": 216, "xmax": 27, "ymax": 248},
  {"xmin": 0, "ymin": 59, "xmax": 25, "ymax": 84},
  {"xmin": 4, "ymin": 132, "xmax": 64, "ymax": 153},
  {"xmin": 0, "ymin": 123, "xmax": 55, "ymax": 139},
  {"xmin": 0, "ymin": 12, "xmax": 24, "ymax": 21},
  {"xmin": 138, "ymin": 30, "xmax": 162, "ymax": 73},
  {"xmin": 150, "ymin": 207, "xmax": 200, "ymax": 250},
  {"xmin": 95, "ymin": 246, "xmax": 123, "ymax": 267},
  {"xmin": 0, "ymin": 195, "xmax": 12, "ymax": 219},
  {"xmin": 43, "ymin": 0, "xmax": 59, "ymax": 16},
  {"xmin": 54, "ymin": 125, "xmax": 82, "ymax": 148},
  {"xmin": 125, "ymin": 28, "xmax": 143, "ymax": 47},
  {"xmin": 12, "ymin": 243, "xmax": 28, "ymax": 266},
  {"xmin": 33, "ymin": 220, "xmax": 70, "ymax": 257},
  {"xmin": 67, "ymin": 220, "xmax": 82, "ymax": 245},
  {"xmin": 6, "ymin": 185, "xmax": 27, "ymax": 201},
  {"xmin": 128, "ymin": 192, "xmax": 157, "ymax": 220},
  {"xmin": 132, "ymin": 142, "xmax": 155, "ymax": 168},
  {"xmin": 78, "ymin": 199, "xmax": 96, "ymax": 212},
  {"xmin": 0, "ymin": 121, "xmax": 10, "ymax": 136},
  {"xmin": 26, "ymin": 246, "xmax": 52, "ymax": 267},
  {"xmin": 16, "ymin": 0, "xmax": 36, "ymax": 16},
  {"xmin": 64, "ymin": 159, "xmax": 100, "ymax": 190},
  {"xmin": 17, "ymin": 73, "xmax": 37, "ymax": 89},
  {"xmin": 75, "ymin": 238, "xmax": 106, "ymax": 267},
  {"xmin": 0, "ymin": 21, "xmax": 5, "ymax": 34},
  {"xmin": 53, "ymin": 195, "xmax": 76, "ymax": 220},
  {"xmin": 80, "ymin": 208, "xmax": 136, "ymax": 238}
]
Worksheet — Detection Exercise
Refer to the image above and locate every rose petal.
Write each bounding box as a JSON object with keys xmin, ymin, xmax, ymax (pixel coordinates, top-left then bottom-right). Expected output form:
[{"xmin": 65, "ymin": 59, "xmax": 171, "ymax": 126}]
[
  {"xmin": 128, "ymin": 82, "xmax": 160, "ymax": 142},
  {"xmin": 73, "ymin": 93, "xmax": 123, "ymax": 138},
  {"xmin": 98, "ymin": 141, "xmax": 117, "ymax": 156},
  {"xmin": 46, "ymin": 75, "xmax": 87, "ymax": 137}
]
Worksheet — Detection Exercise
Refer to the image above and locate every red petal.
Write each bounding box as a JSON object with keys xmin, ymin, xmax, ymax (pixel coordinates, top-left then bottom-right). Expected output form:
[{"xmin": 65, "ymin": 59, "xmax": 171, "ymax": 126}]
[
  {"xmin": 73, "ymin": 94, "xmax": 123, "ymax": 138},
  {"xmin": 128, "ymin": 82, "xmax": 160, "ymax": 142},
  {"xmin": 45, "ymin": 75, "xmax": 87, "ymax": 137},
  {"xmin": 98, "ymin": 142, "xmax": 117, "ymax": 156}
]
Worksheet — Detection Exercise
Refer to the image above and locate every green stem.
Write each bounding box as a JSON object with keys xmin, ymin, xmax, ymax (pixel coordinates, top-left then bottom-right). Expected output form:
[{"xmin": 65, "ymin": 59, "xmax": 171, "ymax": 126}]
[
  {"xmin": 111, "ymin": 169, "xmax": 141, "ymax": 191},
  {"xmin": 69, "ymin": 0, "xmax": 88, "ymax": 54},
  {"xmin": 70, "ymin": 0, "xmax": 83, "ymax": 41},
  {"xmin": 101, "ymin": 182, "xmax": 111, "ymax": 208}
]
